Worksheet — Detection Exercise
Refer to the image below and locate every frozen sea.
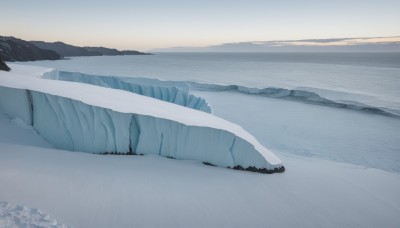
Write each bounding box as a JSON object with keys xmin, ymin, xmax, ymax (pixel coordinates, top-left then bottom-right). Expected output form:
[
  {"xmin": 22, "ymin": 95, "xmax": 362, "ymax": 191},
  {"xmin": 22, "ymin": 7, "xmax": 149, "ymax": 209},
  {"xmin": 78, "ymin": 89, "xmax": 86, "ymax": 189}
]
[
  {"xmin": 18, "ymin": 52, "xmax": 400, "ymax": 172},
  {"xmin": 20, "ymin": 52, "xmax": 400, "ymax": 116}
]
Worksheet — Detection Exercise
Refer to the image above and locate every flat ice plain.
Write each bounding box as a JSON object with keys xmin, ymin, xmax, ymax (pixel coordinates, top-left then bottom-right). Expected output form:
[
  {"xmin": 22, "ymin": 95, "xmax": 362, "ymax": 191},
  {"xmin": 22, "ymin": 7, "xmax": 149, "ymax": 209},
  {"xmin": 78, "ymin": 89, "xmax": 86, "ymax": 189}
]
[{"xmin": 0, "ymin": 62, "xmax": 399, "ymax": 227}]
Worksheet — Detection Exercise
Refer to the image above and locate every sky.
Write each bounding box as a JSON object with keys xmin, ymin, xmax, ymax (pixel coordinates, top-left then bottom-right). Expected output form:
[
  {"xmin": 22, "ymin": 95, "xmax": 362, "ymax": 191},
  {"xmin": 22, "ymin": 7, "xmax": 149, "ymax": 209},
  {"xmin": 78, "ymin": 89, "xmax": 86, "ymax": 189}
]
[{"xmin": 1, "ymin": 0, "xmax": 400, "ymax": 51}]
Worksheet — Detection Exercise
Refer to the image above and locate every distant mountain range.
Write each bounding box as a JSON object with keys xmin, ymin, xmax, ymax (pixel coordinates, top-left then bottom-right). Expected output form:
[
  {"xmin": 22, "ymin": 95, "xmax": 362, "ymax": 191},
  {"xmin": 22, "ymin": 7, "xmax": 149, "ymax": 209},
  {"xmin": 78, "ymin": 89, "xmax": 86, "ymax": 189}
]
[
  {"xmin": 0, "ymin": 36, "xmax": 150, "ymax": 62},
  {"xmin": 0, "ymin": 36, "xmax": 61, "ymax": 61},
  {"xmin": 151, "ymin": 36, "xmax": 400, "ymax": 52},
  {"xmin": 84, "ymin": 47, "xmax": 146, "ymax": 56},
  {"xmin": 31, "ymin": 41, "xmax": 100, "ymax": 57}
]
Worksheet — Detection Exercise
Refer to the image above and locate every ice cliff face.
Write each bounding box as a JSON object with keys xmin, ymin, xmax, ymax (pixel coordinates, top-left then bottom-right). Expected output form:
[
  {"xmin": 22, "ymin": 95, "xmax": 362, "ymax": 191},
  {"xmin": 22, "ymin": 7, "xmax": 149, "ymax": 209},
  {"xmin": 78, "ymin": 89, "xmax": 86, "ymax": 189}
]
[
  {"xmin": 0, "ymin": 65, "xmax": 284, "ymax": 173},
  {"xmin": 46, "ymin": 71, "xmax": 212, "ymax": 113},
  {"xmin": 30, "ymin": 91, "xmax": 282, "ymax": 172}
]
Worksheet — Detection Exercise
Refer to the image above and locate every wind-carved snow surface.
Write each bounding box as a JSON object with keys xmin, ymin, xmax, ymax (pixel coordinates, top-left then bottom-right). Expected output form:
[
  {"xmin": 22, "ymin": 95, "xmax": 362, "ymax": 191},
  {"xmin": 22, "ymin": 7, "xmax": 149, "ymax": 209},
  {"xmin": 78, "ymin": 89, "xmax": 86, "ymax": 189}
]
[
  {"xmin": 45, "ymin": 71, "xmax": 212, "ymax": 113},
  {"xmin": 0, "ymin": 202, "xmax": 68, "ymax": 228},
  {"xmin": 0, "ymin": 65, "xmax": 284, "ymax": 173}
]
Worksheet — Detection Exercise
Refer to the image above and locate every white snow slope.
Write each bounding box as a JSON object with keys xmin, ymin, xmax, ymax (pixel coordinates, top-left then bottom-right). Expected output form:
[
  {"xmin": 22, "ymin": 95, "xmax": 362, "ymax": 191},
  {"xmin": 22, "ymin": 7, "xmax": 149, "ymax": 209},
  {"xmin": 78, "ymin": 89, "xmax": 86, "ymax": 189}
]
[
  {"xmin": 0, "ymin": 139, "xmax": 399, "ymax": 228},
  {"xmin": 1, "ymin": 64, "xmax": 399, "ymax": 228},
  {"xmin": 0, "ymin": 64, "xmax": 283, "ymax": 171}
]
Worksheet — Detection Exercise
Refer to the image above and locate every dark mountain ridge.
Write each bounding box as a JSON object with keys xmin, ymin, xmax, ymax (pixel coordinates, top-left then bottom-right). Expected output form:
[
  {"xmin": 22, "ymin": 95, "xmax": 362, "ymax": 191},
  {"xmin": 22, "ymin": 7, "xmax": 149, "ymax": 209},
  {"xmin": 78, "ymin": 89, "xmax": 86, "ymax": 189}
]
[
  {"xmin": 0, "ymin": 36, "xmax": 61, "ymax": 61},
  {"xmin": 31, "ymin": 41, "xmax": 101, "ymax": 57},
  {"xmin": 32, "ymin": 41, "xmax": 150, "ymax": 57},
  {"xmin": 84, "ymin": 46, "xmax": 122, "ymax": 56},
  {"xmin": 85, "ymin": 46, "xmax": 150, "ymax": 56},
  {"xmin": 0, "ymin": 36, "xmax": 151, "ymax": 61}
]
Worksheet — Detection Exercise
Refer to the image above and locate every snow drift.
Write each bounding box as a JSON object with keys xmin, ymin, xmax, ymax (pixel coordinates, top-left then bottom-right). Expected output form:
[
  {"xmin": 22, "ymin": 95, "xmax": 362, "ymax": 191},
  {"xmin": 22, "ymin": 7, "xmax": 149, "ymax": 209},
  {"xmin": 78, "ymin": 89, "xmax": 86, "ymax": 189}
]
[
  {"xmin": 0, "ymin": 202, "xmax": 67, "ymax": 228},
  {"xmin": 0, "ymin": 65, "xmax": 284, "ymax": 173}
]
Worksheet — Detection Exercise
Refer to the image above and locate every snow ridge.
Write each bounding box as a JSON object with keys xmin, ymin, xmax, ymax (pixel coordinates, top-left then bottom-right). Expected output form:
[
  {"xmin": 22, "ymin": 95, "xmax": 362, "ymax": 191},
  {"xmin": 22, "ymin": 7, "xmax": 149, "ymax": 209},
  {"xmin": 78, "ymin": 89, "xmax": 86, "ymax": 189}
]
[{"xmin": 51, "ymin": 71, "xmax": 212, "ymax": 113}]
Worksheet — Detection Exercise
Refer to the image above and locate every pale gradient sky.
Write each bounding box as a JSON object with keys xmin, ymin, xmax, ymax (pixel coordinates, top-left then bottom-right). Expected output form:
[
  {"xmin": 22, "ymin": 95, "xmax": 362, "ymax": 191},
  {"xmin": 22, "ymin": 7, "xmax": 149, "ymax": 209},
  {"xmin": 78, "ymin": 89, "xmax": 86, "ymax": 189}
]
[{"xmin": 1, "ymin": 0, "xmax": 399, "ymax": 51}]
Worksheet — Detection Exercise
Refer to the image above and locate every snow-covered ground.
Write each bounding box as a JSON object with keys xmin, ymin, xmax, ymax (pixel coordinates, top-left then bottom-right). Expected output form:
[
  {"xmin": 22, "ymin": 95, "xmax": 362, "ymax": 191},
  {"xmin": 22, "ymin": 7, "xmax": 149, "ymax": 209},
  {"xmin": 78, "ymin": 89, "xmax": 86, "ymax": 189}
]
[
  {"xmin": 1, "ymin": 63, "xmax": 400, "ymax": 227},
  {"xmin": 1, "ymin": 141, "xmax": 400, "ymax": 227},
  {"xmin": 0, "ymin": 202, "xmax": 67, "ymax": 228},
  {"xmin": 1, "ymin": 93, "xmax": 400, "ymax": 227}
]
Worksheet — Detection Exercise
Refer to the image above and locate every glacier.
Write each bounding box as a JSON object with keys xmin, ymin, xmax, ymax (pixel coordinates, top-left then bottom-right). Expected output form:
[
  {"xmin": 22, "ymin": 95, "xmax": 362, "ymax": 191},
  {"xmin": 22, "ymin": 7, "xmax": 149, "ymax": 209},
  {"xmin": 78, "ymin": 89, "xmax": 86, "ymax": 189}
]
[
  {"xmin": 45, "ymin": 71, "xmax": 211, "ymax": 113},
  {"xmin": 0, "ymin": 65, "xmax": 284, "ymax": 173}
]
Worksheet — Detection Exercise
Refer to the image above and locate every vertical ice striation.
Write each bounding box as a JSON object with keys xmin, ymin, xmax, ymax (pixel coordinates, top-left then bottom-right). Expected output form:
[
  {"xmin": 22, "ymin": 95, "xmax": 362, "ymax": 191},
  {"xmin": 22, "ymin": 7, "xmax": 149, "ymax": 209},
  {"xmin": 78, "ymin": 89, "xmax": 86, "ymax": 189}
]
[
  {"xmin": 0, "ymin": 66, "xmax": 284, "ymax": 173},
  {"xmin": 134, "ymin": 116, "xmax": 237, "ymax": 167},
  {"xmin": 27, "ymin": 90, "xmax": 283, "ymax": 172},
  {"xmin": 52, "ymin": 71, "xmax": 212, "ymax": 113},
  {"xmin": 31, "ymin": 92, "xmax": 131, "ymax": 153},
  {"xmin": 0, "ymin": 87, "xmax": 32, "ymax": 125}
]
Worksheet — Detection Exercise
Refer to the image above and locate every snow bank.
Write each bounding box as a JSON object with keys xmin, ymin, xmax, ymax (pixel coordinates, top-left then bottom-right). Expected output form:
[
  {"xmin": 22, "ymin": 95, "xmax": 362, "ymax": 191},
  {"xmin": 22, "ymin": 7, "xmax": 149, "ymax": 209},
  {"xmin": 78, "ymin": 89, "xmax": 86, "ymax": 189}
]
[
  {"xmin": 0, "ymin": 65, "xmax": 283, "ymax": 173},
  {"xmin": 49, "ymin": 71, "xmax": 211, "ymax": 113}
]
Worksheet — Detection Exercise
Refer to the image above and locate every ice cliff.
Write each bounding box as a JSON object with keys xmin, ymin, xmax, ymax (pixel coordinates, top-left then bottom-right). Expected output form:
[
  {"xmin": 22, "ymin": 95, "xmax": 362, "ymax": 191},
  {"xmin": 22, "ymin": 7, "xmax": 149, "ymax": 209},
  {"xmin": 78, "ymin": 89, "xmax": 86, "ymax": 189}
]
[
  {"xmin": 0, "ymin": 64, "xmax": 284, "ymax": 173},
  {"xmin": 45, "ymin": 71, "xmax": 211, "ymax": 113}
]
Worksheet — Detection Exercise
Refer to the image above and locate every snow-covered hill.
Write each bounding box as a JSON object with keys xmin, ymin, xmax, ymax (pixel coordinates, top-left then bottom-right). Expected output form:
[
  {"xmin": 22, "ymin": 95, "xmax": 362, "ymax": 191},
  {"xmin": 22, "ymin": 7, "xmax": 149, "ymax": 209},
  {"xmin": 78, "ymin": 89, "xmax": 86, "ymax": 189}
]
[
  {"xmin": 0, "ymin": 132, "xmax": 399, "ymax": 227},
  {"xmin": 1, "ymin": 64, "xmax": 399, "ymax": 227}
]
